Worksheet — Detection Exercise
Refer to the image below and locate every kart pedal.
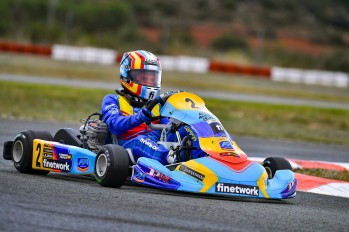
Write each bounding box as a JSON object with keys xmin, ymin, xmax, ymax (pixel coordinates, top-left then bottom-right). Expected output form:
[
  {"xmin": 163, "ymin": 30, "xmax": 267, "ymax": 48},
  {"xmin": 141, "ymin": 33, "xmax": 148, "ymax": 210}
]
[{"xmin": 3, "ymin": 141, "xmax": 13, "ymax": 160}]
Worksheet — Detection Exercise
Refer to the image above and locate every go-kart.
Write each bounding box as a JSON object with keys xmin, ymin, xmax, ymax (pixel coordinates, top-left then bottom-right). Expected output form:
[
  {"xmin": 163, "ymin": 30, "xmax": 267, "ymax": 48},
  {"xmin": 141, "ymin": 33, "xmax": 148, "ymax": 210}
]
[{"xmin": 3, "ymin": 91, "xmax": 297, "ymax": 199}]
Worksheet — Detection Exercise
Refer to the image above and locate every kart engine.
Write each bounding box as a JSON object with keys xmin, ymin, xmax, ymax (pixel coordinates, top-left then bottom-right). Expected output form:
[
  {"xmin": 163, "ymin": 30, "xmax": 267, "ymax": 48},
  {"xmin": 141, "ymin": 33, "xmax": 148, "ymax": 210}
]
[{"xmin": 80, "ymin": 116, "xmax": 110, "ymax": 152}]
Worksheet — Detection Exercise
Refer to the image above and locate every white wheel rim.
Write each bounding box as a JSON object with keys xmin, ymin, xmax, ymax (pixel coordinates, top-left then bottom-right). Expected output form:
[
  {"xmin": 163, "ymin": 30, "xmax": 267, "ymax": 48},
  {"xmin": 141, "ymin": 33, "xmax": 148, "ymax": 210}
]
[
  {"xmin": 265, "ymin": 167, "xmax": 272, "ymax": 179},
  {"xmin": 13, "ymin": 140, "xmax": 24, "ymax": 163},
  {"xmin": 96, "ymin": 153, "xmax": 107, "ymax": 177}
]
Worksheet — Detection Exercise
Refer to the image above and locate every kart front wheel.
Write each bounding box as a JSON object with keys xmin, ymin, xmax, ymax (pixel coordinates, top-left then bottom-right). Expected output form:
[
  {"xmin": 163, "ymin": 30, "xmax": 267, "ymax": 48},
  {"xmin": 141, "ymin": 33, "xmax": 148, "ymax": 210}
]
[
  {"xmin": 262, "ymin": 157, "xmax": 292, "ymax": 179},
  {"xmin": 95, "ymin": 145, "xmax": 130, "ymax": 188},
  {"xmin": 12, "ymin": 130, "xmax": 53, "ymax": 175}
]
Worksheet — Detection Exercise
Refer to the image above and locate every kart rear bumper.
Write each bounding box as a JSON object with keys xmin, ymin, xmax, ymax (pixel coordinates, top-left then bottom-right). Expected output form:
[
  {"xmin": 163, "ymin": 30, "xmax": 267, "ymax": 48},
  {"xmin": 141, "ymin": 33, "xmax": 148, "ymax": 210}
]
[{"xmin": 3, "ymin": 141, "xmax": 13, "ymax": 160}]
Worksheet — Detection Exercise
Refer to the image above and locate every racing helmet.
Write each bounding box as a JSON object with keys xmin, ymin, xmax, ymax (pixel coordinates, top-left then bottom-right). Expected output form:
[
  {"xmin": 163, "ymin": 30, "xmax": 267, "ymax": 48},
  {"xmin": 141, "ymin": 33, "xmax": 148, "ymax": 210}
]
[{"xmin": 119, "ymin": 50, "xmax": 162, "ymax": 100}]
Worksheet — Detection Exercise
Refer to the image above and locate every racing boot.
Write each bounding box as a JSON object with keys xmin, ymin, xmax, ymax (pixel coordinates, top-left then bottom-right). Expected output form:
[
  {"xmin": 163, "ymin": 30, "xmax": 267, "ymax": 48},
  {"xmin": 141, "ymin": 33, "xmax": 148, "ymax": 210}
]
[{"xmin": 166, "ymin": 149, "xmax": 178, "ymax": 164}]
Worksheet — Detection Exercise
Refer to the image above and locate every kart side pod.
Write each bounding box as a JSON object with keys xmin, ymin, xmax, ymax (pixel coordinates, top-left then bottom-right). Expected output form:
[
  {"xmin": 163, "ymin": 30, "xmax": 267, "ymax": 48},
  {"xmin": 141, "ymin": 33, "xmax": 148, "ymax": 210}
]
[{"xmin": 4, "ymin": 130, "xmax": 97, "ymax": 175}]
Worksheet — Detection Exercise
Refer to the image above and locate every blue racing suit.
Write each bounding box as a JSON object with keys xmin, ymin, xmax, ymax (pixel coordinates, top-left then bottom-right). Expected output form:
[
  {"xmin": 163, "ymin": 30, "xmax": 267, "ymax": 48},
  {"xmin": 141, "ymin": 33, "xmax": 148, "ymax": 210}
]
[{"xmin": 101, "ymin": 93, "xmax": 205, "ymax": 165}]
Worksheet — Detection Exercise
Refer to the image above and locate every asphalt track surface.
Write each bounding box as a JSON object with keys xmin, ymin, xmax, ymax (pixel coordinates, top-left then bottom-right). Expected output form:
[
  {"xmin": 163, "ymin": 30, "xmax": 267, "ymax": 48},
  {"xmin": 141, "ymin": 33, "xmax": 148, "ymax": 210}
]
[{"xmin": 1, "ymin": 119, "xmax": 349, "ymax": 231}]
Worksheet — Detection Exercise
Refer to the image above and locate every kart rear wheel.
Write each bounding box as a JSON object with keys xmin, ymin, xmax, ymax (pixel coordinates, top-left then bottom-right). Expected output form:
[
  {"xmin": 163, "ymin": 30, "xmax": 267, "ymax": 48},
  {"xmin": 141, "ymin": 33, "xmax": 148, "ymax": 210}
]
[
  {"xmin": 12, "ymin": 130, "xmax": 53, "ymax": 175},
  {"xmin": 262, "ymin": 157, "xmax": 292, "ymax": 179},
  {"xmin": 95, "ymin": 145, "xmax": 129, "ymax": 188}
]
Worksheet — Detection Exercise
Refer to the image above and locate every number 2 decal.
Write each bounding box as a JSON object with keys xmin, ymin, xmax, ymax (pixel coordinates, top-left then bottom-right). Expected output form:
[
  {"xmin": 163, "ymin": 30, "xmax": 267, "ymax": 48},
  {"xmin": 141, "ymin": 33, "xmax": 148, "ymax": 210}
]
[
  {"xmin": 36, "ymin": 143, "xmax": 41, "ymax": 167},
  {"xmin": 185, "ymin": 98, "xmax": 199, "ymax": 108}
]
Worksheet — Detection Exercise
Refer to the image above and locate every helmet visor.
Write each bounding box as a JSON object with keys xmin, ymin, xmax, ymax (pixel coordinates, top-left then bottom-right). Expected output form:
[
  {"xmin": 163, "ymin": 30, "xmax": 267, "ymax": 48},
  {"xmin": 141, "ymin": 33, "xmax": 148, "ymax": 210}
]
[{"xmin": 129, "ymin": 70, "xmax": 162, "ymax": 88}]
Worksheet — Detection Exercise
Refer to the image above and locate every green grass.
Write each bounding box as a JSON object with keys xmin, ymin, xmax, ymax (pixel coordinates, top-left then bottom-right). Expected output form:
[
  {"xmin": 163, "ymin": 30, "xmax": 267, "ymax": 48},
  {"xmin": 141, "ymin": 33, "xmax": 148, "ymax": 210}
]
[
  {"xmin": 1, "ymin": 81, "xmax": 349, "ymax": 146},
  {"xmin": 0, "ymin": 53, "xmax": 119, "ymax": 82},
  {"xmin": 0, "ymin": 81, "xmax": 109, "ymax": 122},
  {"xmin": 1, "ymin": 53, "xmax": 349, "ymax": 104},
  {"xmin": 206, "ymin": 99, "xmax": 349, "ymax": 145},
  {"xmin": 164, "ymin": 72, "xmax": 349, "ymax": 104},
  {"xmin": 295, "ymin": 169, "xmax": 349, "ymax": 182}
]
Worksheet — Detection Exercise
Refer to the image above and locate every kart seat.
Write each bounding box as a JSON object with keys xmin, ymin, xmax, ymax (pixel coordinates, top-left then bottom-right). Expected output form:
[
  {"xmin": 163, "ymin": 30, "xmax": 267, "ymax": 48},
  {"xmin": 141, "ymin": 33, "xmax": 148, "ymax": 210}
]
[{"xmin": 53, "ymin": 128, "xmax": 84, "ymax": 147}]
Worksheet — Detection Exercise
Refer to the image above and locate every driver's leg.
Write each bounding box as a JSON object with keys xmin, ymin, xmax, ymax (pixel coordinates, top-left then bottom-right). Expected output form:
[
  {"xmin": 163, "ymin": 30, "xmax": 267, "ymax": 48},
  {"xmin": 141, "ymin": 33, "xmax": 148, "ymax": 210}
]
[{"xmin": 122, "ymin": 135, "xmax": 171, "ymax": 165}]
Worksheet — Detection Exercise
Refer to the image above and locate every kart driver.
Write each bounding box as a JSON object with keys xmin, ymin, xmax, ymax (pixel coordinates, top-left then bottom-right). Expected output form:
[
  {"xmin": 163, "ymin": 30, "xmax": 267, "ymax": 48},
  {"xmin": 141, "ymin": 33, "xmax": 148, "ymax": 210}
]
[{"xmin": 101, "ymin": 50, "xmax": 204, "ymax": 165}]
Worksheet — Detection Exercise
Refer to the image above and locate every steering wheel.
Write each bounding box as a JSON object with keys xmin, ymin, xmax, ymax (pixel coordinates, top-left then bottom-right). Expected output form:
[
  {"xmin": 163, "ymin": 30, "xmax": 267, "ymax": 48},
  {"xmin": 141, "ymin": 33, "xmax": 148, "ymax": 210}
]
[
  {"xmin": 145, "ymin": 90, "xmax": 184, "ymax": 111},
  {"xmin": 146, "ymin": 90, "xmax": 184, "ymax": 130}
]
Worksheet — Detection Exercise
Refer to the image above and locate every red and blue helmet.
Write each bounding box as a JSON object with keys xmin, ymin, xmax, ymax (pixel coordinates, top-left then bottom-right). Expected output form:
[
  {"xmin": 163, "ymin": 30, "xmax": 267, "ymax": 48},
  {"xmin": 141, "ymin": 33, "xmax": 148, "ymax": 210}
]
[{"xmin": 120, "ymin": 50, "xmax": 162, "ymax": 100}]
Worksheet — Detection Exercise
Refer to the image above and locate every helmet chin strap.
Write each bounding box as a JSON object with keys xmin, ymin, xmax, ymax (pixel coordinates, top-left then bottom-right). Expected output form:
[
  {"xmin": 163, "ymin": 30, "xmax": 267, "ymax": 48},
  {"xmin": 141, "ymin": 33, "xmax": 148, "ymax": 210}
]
[{"xmin": 116, "ymin": 89, "xmax": 147, "ymax": 108}]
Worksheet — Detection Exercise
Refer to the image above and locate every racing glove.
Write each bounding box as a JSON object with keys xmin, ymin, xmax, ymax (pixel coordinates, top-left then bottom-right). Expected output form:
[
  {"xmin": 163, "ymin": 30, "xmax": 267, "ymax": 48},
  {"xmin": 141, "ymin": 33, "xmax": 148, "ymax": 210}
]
[
  {"xmin": 139, "ymin": 107, "xmax": 152, "ymax": 124},
  {"xmin": 145, "ymin": 90, "xmax": 184, "ymax": 111},
  {"xmin": 142, "ymin": 90, "xmax": 184, "ymax": 125}
]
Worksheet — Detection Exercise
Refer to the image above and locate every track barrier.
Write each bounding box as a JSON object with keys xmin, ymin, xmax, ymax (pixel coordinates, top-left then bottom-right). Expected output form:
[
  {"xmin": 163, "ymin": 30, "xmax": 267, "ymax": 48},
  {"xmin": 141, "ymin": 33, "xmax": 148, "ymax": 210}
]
[
  {"xmin": 0, "ymin": 41, "xmax": 51, "ymax": 56},
  {"xmin": 0, "ymin": 41, "xmax": 348, "ymax": 87}
]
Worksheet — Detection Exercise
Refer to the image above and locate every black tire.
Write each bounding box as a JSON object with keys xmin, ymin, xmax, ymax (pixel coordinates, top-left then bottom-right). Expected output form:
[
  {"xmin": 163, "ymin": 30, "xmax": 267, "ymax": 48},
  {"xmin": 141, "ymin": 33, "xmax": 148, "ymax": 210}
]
[
  {"xmin": 94, "ymin": 144, "xmax": 130, "ymax": 188},
  {"xmin": 12, "ymin": 130, "xmax": 53, "ymax": 175},
  {"xmin": 262, "ymin": 157, "xmax": 292, "ymax": 179}
]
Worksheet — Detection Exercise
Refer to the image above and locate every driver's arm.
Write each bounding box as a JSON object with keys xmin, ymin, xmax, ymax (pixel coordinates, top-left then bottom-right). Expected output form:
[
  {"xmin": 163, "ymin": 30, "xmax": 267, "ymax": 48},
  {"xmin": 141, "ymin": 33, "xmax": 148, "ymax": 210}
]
[{"xmin": 101, "ymin": 94, "xmax": 152, "ymax": 135}]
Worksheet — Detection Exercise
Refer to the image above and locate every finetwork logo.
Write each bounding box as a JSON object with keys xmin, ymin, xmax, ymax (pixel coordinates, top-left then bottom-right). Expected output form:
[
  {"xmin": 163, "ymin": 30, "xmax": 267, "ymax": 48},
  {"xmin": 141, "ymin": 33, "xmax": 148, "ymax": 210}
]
[
  {"xmin": 148, "ymin": 91, "xmax": 155, "ymax": 100},
  {"xmin": 43, "ymin": 159, "xmax": 71, "ymax": 172},
  {"xmin": 215, "ymin": 183, "xmax": 259, "ymax": 196}
]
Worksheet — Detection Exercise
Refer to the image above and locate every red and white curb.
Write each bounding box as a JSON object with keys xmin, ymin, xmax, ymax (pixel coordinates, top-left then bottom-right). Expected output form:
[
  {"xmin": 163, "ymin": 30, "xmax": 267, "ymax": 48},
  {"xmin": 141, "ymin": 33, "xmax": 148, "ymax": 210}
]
[
  {"xmin": 249, "ymin": 157, "xmax": 349, "ymax": 198},
  {"xmin": 289, "ymin": 159, "xmax": 349, "ymax": 171},
  {"xmin": 249, "ymin": 157, "xmax": 349, "ymax": 171},
  {"xmin": 295, "ymin": 173, "xmax": 349, "ymax": 198}
]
